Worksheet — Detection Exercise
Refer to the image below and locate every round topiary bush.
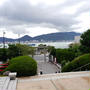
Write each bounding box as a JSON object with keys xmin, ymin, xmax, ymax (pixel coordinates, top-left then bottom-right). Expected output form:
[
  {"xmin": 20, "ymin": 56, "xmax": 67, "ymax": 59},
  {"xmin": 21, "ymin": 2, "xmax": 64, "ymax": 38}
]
[
  {"xmin": 62, "ymin": 54, "xmax": 90, "ymax": 72},
  {"xmin": 4, "ymin": 56, "xmax": 37, "ymax": 77}
]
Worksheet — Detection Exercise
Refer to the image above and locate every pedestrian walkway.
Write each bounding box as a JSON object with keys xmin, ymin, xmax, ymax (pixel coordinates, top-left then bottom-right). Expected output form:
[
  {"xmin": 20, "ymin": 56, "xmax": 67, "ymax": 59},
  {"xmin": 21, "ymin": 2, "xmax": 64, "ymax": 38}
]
[
  {"xmin": 38, "ymin": 62, "xmax": 60, "ymax": 74},
  {"xmin": 17, "ymin": 71, "xmax": 90, "ymax": 90},
  {"xmin": 33, "ymin": 54, "xmax": 60, "ymax": 74},
  {"xmin": 0, "ymin": 77, "xmax": 17, "ymax": 90}
]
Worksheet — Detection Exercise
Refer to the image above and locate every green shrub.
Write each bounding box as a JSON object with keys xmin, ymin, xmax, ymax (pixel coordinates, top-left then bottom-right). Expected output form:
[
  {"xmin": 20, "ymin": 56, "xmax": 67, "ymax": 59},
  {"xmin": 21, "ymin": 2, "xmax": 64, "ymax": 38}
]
[
  {"xmin": 56, "ymin": 49, "xmax": 75, "ymax": 64},
  {"xmin": 4, "ymin": 56, "xmax": 37, "ymax": 77},
  {"xmin": 61, "ymin": 60, "xmax": 66, "ymax": 67},
  {"xmin": 62, "ymin": 54, "xmax": 90, "ymax": 72}
]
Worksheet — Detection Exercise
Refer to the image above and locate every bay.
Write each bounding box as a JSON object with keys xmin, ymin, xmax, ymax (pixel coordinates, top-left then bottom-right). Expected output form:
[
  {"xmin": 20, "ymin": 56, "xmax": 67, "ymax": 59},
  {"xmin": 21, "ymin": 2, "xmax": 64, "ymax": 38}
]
[{"xmin": 30, "ymin": 41, "xmax": 74, "ymax": 49}]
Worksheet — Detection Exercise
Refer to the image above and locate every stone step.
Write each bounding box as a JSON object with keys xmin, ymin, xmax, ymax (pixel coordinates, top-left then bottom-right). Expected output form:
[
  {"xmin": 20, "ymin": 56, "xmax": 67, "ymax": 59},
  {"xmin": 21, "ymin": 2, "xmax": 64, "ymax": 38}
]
[
  {"xmin": 17, "ymin": 71, "xmax": 90, "ymax": 90},
  {"xmin": 19, "ymin": 71, "xmax": 90, "ymax": 83},
  {"xmin": 7, "ymin": 78, "xmax": 18, "ymax": 90},
  {"xmin": 0, "ymin": 77, "xmax": 17, "ymax": 90},
  {"xmin": 2, "ymin": 77, "xmax": 10, "ymax": 90}
]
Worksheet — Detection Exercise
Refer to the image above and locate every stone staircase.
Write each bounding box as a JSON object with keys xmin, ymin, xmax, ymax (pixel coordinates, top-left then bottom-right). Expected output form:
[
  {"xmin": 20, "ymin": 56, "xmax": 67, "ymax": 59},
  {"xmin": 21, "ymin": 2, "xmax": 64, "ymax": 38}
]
[
  {"xmin": 19, "ymin": 71, "xmax": 90, "ymax": 82},
  {"xmin": 0, "ymin": 77, "xmax": 17, "ymax": 90},
  {"xmin": 0, "ymin": 71, "xmax": 90, "ymax": 90}
]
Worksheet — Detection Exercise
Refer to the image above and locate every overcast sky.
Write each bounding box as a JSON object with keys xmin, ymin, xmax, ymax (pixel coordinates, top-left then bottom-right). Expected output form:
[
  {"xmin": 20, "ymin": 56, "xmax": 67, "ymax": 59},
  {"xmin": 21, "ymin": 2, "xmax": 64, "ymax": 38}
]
[{"xmin": 0, "ymin": 0, "xmax": 90, "ymax": 38}]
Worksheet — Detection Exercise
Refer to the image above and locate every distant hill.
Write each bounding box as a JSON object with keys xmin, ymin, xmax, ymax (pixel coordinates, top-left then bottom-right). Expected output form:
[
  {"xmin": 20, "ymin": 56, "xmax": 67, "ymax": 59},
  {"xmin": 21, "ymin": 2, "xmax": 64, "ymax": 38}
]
[
  {"xmin": 0, "ymin": 37, "xmax": 15, "ymax": 42},
  {"xmin": 0, "ymin": 32, "xmax": 81, "ymax": 42},
  {"xmin": 33, "ymin": 32, "xmax": 81, "ymax": 41},
  {"xmin": 18, "ymin": 35, "xmax": 32, "ymax": 41}
]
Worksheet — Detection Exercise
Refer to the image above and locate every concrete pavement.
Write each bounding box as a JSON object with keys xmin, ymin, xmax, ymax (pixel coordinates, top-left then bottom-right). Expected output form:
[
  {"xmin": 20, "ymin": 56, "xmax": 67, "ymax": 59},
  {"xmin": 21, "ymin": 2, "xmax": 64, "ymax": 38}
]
[
  {"xmin": 0, "ymin": 77, "xmax": 17, "ymax": 90},
  {"xmin": 37, "ymin": 62, "xmax": 60, "ymax": 74},
  {"xmin": 17, "ymin": 71, "xmax": 90, "ymax": 90},
  {"xmin": 33, "ymin": 54, "xmax": 60, "ymax": 74}
]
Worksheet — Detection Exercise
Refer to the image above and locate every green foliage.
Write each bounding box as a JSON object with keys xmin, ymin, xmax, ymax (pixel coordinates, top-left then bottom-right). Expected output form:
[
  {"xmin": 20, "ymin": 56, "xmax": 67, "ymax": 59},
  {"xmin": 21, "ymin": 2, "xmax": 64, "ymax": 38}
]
[
  {"xmin": 8, "ymin": 44, "xmax": 20, "ymax": 59},
  {"xmin": 69, "ymin": 43, "xmax": 82, "ymax": 57},
  {"xmin": 80, "ymin": 29, "xmax": 90, "ymax": 53},
  {"xmin": 69, "ymin": 43, "xmax": 80, "ymax": 48},
  {"xmin": 0, "ymin": 48, "xmax": 8, "ymax": 62},
  {"xmin": 38, "ymin": 44, "xmax": 46, "ymax": 47},
  {"xmin": 47, "ymin": 46, "xmax": 54, "ymax": 52},
  {"xmin": 0, "ymin": 44, "xmax": 35, "ymax": 61},
  {"xmin": 49, "ymin": 46, "xmax": 56, "ymax": 57},
  {"xmin": 4, "ymin": 56, "xmax": 37, "ymax": 77},
  {"xmin": 16, "ymin": 44, "xmax": 35, "ymax": 56},
  {"xmin": 61, "ymin": 60, "xmax": 66, "ymax": 67},
  {"xmin": 8, "ymin": 44, "xmax": 35, "ymax": 59},
  {"xmin": 56, "ymin": 49, "xmax": 75, "ymax": 64},
  {"xmin": 62, "ymin": 54, "xmax": 90, "ymax": 72}
]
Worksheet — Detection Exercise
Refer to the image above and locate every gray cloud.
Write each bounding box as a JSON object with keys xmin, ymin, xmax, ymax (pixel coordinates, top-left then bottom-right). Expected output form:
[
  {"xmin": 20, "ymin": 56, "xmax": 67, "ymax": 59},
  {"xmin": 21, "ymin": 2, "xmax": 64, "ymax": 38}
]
[
  {"xmin": 0, "ymin": 0, "xmax": 90, "ymax": 34},
  {"xmin": 6, "ymin": 25, "xmax": 29, "ymax": 34}
]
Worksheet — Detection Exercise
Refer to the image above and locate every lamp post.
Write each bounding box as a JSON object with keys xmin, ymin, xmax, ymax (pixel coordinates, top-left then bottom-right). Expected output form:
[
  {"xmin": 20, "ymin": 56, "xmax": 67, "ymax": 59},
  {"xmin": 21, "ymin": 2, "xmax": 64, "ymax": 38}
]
[
  {"xmin": 3, "ymin": 31, "xmax": 5, "ymax": 48},
  {"xmin": 18, "ymin": 34, "xmax": 21, "ymax": 56},
  {"xmin": 18, "ymin": 34, "xmax": 20, "ymax": 44},
  {"xmin": 44, "ymin": 48, "xmax": 46, "ymax": 62}
]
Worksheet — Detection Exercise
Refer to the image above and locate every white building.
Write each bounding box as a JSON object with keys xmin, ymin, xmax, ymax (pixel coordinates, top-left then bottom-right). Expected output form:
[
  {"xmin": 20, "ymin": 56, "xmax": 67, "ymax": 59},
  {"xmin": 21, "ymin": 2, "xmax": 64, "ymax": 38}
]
[
  {"xmin": 0, "ymin": 44, "xmax": 9, "ymax": 48},
  {"xmin": 74, "ymin": 36, "xmax": 81, "ymax": 43}
]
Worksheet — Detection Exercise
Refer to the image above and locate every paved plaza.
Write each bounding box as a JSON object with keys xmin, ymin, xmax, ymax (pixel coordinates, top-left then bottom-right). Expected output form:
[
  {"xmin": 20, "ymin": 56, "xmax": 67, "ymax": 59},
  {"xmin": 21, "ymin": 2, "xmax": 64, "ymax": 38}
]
[{"xmin": 17, "ymin": 71, "xmax": 90, "ymax": 90}]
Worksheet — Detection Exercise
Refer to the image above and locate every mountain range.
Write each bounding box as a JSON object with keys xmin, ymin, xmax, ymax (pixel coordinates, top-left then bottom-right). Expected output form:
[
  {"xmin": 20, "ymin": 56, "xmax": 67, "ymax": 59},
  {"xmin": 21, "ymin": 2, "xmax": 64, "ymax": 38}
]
[{"xmin": 0, "ymin": 32, "xmax": 81, "ymax": 42}]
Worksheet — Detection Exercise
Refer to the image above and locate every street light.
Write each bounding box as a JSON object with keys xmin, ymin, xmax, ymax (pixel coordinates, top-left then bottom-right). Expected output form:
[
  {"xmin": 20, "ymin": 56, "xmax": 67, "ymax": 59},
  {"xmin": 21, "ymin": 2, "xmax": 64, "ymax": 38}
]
[
  {"xmin": 18, "ymin": 34, "xmax": 21, "ymax": 56},
  {"xmin": 18, "ymin": 34, "xmax": 20, "ymax": 44},
  {"xmin": 3, "ymin": 31, "xmax": 5, "ymax": 48}
]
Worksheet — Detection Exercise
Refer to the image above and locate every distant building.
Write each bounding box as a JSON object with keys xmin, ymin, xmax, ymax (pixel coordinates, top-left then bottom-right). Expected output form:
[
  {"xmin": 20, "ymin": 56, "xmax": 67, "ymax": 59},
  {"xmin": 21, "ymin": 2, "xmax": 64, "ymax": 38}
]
[
  {"xmin": 28, "ymin": 44, "xmax": 36, "ymax": 47},
  {"xmin": 74, "ymin": 36, "xmax": 81, "ymax": 43},
  {"xmin": 0, "ymin": 44, "xmax": 9, "ymax": 48}
]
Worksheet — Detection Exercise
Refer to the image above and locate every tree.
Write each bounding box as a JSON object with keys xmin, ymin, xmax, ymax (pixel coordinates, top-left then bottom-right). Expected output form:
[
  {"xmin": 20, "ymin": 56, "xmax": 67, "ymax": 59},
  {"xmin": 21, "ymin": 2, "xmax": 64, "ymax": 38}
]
[
  {"xmin": 0, "ymin": 48, "xmax": 8, "ymax": 62},
  {"xmin": 7, "ymin": 44, "xmax": 35, "ymax": 59},
  {"xmin": 49, "ymin": 46, "xmax": 56, "ymax": 57},
  {"xmin": 56, "ymin": 49, "xmax": 75, "ymax": 64},
  {"xmin": 69, "ymin": 43, "xmax": 81, "ymax": 57},
  {"xmin": 29, "ymin": 47, "xmax": 35, "ymax": 58},
  {"xmin": 8, "ymin": 44, "xmax": 20, "ymax": 59},
  {"xmin": 80, "ymin": 29, "xmax": 90, "ymax": 54},
  {"xmin": 16, "ymin": 44, "xmax": 35, "ymax": 57}
]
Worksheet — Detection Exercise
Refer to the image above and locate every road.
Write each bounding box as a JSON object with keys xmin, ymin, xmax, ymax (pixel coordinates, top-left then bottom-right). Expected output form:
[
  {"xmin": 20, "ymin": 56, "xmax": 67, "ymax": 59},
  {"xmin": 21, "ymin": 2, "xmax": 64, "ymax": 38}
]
[{"xmin": 33, "ymin": 54, "xmax": 60, "ymax": 74}]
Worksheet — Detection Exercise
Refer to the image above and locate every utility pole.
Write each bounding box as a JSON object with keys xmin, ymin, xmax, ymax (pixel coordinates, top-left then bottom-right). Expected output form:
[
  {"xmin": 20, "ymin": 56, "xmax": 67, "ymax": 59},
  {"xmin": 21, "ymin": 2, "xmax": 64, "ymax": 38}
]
[
  {"xmin": 3, "ymin": 31, "xmax": 5, "ymax": 48},
  {"xmin": 18, "ymin": 34, "xmax": 20, "ymax": 44},
  {"xmin": 18, "ymin": 34, "xmax": 21, "ymax": 56},
  {"xmin": 44, "ymin": 46, "xmax": 46, "ymax": 62}
]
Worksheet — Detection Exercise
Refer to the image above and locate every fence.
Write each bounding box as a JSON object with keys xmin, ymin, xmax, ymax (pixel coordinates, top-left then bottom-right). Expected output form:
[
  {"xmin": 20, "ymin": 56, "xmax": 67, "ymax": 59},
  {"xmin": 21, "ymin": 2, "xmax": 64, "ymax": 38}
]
[{"xmin": 72, "ymin": 63, "xmax": 90, "ymax": 71}]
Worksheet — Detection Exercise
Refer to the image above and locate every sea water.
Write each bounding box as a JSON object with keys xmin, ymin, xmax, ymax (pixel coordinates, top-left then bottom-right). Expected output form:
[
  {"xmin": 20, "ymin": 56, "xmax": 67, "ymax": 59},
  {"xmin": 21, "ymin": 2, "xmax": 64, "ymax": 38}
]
[{"xmin": 30, "ymin": 41, "xmax": 73, "ymax": 48}]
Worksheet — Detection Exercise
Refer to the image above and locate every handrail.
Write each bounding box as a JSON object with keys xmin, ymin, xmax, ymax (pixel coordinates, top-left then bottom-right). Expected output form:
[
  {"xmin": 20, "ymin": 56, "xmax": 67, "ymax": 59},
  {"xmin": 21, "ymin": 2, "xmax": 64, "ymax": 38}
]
[
  {"xmin": 0, "ymin": 62, "xmax": 9, "ymax": 65},
  {"xmin": 0, "ymin": 63, "xmax": 9, "ymax": 72},
  {"xmin": 72, "ymin": 63, "xmax": 90, "ymax": 71}
]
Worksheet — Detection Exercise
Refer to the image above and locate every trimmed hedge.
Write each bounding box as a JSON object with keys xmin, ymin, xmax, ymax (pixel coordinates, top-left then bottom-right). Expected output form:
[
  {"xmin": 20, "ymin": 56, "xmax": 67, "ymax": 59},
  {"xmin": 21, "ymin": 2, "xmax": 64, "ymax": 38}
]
[
  {"xmin": 62, "ymin": 54, "xmax": 90, "ymax": 72},
  {"xmin": 56, "ymin": 49, "xmax": 75, "ymax": 64},
  {"xmin": 4, "ymin": 56, "xmax": 37, "ymax": 77}
]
